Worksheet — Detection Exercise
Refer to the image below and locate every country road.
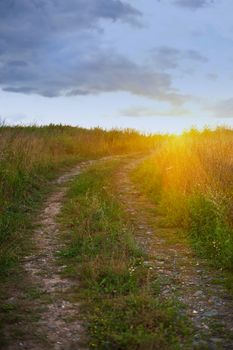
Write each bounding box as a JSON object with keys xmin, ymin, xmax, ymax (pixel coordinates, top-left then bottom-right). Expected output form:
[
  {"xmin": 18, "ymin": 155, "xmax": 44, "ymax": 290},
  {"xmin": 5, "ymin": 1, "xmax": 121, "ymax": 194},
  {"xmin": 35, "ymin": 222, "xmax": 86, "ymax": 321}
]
[
  {"xmin": 115, "ymin": 159, "xmax": 233, "ymax": 349},
  {"xmin": 2, "ymin": 156, "xmax": 233, "ymax": 350}
]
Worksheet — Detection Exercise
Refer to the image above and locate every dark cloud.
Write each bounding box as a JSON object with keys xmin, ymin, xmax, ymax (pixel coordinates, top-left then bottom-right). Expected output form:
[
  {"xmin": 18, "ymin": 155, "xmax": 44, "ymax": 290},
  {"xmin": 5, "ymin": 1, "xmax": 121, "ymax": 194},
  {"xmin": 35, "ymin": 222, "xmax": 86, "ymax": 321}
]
[
  {"xmin": 1, "ymin": 49, "xmax": 187, "ymax": 105},
  {"xmin": 0, "ymin": 0, "xmax": 141, "ymax": 30},
  {"xmin": 0, "ymin": 0, "xmax": 141, "ymax": 57},
  {"xmin": 0, "ymin": 0, "xmax": 188, "ymax": 105},
  {"xmin": 151, "ymin": 46, "xmax": 208, "ymax": 70},
  {"xmin": 173, "ymin": 0, "xmax": 214, "ymax": 9}
]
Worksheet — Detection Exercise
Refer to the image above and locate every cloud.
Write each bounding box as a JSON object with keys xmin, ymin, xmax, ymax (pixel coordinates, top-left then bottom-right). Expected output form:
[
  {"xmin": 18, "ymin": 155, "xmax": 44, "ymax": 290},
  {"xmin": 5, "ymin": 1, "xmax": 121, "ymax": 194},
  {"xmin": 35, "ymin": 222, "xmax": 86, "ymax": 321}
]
[
  {"xmin": 151, "ymin": 46, "xmax": 208, "ymax": 70},
  {"xmin": 173, "ymin": 0, "xmax": 214, "ymax": 9},
  {"xmin": 209, "ymin": 98, "xmax": 233, "ymax": 118},
  {"xmin": 0, "ymin": 0, "xmax": 141, "ymax": 31},
  {"xmin": 206, "ymin": 73, "xmax": 218, "ymax": 81},
  {"xmin": 0, "ymin": 0, "xmax": 141, "ymax": 58},
  {"xmin": 121, "ymin": 106, "xmax": 190, "ymax": 117},
  {"xmin": 0, "ymin": 1, "xmax": 189, "ymax": 105},
  {"xmin": 1, "ymin": 50, "xmax": 188, "ymax": 105}
]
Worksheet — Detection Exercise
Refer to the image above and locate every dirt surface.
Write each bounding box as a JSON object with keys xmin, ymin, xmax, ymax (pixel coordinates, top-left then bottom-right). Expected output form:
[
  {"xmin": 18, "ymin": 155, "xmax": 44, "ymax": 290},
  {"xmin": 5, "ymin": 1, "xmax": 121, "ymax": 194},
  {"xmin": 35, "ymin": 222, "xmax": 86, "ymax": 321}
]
[
  {"xmin": 4, "ymin": 159, "xmax": 105, "ymax": 350},
  {"xmin": 115, "ymin": 159, "xmax": 233, "ymax": 349}
]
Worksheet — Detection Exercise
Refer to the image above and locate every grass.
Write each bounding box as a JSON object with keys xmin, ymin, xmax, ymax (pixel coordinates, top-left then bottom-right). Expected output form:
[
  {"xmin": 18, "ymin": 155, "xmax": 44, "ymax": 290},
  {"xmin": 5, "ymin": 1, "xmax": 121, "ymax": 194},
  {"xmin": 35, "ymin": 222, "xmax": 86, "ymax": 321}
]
[
  {"xmin": 2, "ymin": 123, "xmax": 233, "ymax": 346},
  {"xmin": 0, "ymin": 124, "xmax": 159, "ymax": 346},
  {"xmin": 58, "ymin": 160, "xmax": 193, "ymax": 349},
  {"xmin": 0, "ymin": 124, "xmax": 158, "ymax": 277},
  {"xmin": 132, "ymin": 127, "xmax": 233, "ymax": 279}
]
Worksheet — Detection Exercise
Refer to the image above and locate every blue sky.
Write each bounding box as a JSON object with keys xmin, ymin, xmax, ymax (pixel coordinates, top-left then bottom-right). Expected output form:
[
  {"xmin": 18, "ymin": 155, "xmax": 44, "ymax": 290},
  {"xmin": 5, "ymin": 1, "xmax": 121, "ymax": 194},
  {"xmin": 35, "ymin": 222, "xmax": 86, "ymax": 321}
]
[{"xmin": 1, "ymin": 0, "xmax": 233, "ymax": 133}]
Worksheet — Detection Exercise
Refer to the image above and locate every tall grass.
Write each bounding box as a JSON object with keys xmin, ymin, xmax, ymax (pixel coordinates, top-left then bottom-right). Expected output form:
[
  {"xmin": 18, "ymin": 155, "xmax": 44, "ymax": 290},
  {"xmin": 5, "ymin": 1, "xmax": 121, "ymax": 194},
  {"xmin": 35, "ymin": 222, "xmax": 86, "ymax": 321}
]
[
  {"xmin": 0, "ymin": 124, "xmax": 157, "ymax": 276},
  {"xmin": 133, "ymin": 128, "xmax": 233, "ymax": 270}
]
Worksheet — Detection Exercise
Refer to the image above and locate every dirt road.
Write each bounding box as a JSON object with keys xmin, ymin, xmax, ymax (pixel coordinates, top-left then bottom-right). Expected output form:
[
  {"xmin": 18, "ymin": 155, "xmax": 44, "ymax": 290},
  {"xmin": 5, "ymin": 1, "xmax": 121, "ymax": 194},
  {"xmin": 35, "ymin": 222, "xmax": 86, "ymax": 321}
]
[
  {"xmin": 3, "ymin": 156, "xmax": 233, "ymax": 349},
  {"xmin": 115, "ymin": 158, "xmax": 233, "ymax": 349}
]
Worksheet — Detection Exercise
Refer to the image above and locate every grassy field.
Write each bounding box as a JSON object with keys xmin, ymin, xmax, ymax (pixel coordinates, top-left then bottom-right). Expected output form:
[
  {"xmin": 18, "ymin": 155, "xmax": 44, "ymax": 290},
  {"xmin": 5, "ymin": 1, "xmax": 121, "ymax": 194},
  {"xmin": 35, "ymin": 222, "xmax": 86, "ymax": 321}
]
[
  {"xmin": 1, "ymin": 124, "xmax": 233, "ymax": 347},
  {"xmin": 133, "ymin": 127, "xmax": 233, "ymax": 273},
  {"xmin": 58, "ymin": 160, "xmax": 192, "ymax": 349},
  {"xmin": 0, "ymin": 124, "xmax": 158, "ymax": 278}
]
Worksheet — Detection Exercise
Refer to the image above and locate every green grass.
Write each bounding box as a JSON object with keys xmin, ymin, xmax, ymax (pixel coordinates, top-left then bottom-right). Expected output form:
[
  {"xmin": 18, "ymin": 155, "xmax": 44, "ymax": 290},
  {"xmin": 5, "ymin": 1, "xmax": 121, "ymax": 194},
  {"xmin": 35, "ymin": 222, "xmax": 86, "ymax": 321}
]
[
  {"xmin": 58, "ymin": 160, "xmax": 193, "ymax": 349},
  {"xmin": 0, "ymin": 157, "xmax": 81, "ymax": 277},
  {"xmin": 0, "ymin": 125, "xmax": 159, "ymax": 277},
  {"xmin": 0, "ymin": 156, "xmax": 83, "ymax": 346},
  {"xmin": 187, "ymin": 193, "xmax": 233, "ymax": 268},
  {"xmin": 0, "ymin": 124, "xmax": 160, "ymax": 346}
]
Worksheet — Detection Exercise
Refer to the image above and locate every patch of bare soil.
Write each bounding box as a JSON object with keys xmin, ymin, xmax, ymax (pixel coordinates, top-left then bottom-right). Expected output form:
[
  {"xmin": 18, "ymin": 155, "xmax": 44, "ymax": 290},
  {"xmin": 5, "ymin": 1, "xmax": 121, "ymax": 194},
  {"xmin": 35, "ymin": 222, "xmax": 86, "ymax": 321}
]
[
  {"xmin": 115, "ymin": 159, "xmax": 233, "ymax": 349},
  {"xmin": 4, "ymin": 159, "xmax": 104, "ymax": 350}
]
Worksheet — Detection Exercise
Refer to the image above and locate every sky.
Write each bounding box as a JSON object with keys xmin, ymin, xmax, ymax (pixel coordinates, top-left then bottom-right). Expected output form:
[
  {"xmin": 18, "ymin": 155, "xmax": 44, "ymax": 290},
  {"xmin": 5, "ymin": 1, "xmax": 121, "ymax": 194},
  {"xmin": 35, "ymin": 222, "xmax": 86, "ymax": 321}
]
[{"xmin": 1, "ymin": 0, "xmax": 233, "ymax": 134}]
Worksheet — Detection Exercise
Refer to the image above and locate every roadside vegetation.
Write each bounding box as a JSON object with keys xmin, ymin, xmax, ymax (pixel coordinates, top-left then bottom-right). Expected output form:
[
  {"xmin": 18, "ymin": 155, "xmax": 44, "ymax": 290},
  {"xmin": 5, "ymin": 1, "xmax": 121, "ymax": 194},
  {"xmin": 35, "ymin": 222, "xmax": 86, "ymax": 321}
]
[
  {"xmin": 58, "ymin": 161, "xmax": 192, "ymax": 349},
  {"xmin": 0, "ymin": 124, "xmax": 157, "ymax": 277},
  {"xmin": 133, "ymin": 127, "xmax": 233, "ymax": 275}
]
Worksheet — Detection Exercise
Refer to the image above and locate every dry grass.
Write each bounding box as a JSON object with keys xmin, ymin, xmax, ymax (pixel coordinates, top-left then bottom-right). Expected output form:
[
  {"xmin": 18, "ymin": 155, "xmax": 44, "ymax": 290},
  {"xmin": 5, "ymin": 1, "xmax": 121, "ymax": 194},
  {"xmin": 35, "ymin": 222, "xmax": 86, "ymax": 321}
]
[{"xmin": 133, "ymin": 128, "xmax": 233, "ymax": 270}]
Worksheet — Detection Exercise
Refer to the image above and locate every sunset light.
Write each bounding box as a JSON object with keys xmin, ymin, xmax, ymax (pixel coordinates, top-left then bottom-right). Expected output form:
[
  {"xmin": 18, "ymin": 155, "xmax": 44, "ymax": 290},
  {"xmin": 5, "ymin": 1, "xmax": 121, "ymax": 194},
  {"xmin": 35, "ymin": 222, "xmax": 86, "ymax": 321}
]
[
  {"xmin": 1, "ymin": 1, "xmax": 233, "ymax": 132},
  {"xmin": 1, "ymin": 1, "xmax": 233, "ymax": 349}
]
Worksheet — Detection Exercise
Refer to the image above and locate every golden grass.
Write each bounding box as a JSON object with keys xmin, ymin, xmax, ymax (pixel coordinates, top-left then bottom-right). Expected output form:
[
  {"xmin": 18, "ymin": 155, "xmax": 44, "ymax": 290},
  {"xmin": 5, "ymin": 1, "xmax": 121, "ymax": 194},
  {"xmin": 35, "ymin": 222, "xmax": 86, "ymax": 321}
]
[{"xmin": 134, "ymin": 127, "xmax": 233, "ymax": 269}]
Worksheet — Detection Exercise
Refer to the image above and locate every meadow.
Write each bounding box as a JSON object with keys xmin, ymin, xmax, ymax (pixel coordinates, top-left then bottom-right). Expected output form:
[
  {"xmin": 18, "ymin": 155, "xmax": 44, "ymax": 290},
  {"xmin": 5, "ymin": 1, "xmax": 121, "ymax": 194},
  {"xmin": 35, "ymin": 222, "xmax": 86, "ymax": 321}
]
[
  {"xmin": 133, "ymin": 127, "xmax": 233, "ymax": 272},
  {"xmin": 0, "ymin": 124, "xmax": 157, "ymax": 277},
  {"xmin": 1, "ymin": 124, "xmax": 233, "ymax": 278},
  {"xmin": 1, "ymin": 124, "xmax": 233, "ymax": 348}
]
